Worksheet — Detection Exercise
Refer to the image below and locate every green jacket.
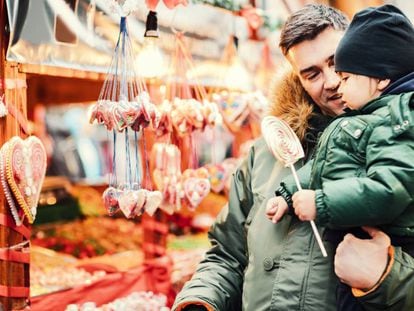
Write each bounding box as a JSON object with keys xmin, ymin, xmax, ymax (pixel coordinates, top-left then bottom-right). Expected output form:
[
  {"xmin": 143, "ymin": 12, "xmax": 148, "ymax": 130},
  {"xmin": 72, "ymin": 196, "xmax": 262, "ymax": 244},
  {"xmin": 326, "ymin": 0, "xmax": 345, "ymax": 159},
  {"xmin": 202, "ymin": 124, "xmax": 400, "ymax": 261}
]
[
  {"xmin": 286, "ymin": 92, "xmax": 414, "ymax": 236},
  {"xmin": 173, "ymin": 138, "xmax": 414, "ymax": 310}
]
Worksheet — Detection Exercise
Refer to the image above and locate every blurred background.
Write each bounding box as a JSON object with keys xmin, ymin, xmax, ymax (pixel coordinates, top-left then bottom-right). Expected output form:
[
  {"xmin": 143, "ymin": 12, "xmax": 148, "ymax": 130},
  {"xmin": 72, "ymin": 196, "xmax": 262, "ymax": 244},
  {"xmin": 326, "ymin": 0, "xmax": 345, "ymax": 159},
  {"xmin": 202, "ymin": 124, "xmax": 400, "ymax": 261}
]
[{"xmin": 0, "ymin": 0, "xmax": 412, "ymax": 309}]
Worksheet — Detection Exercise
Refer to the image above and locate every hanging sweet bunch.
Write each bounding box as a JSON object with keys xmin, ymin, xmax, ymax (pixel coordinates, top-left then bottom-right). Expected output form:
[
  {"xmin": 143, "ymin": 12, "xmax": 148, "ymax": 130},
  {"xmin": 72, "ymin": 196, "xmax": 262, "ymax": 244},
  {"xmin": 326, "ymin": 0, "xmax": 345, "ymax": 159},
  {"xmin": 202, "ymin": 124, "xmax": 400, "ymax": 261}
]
[
  {"xmin": 151, "ymin": 32, "xmax": 222, "ymax": 211},
  {"xmin": 155, "ymin": 32, "xmax": 221, "ymax": 139},
  {"xmin": 151, "ymin": 137, "xmax": 213, "ymax": 213},
  {"xmin": 89, "ymin": 5, "xmax": 162, "ymax": 219},
  {"xmin": 88, "ymin": 25, "xmax": 159, "ymax": 133},
  {"xmin": 151, "ymin": 142, "xmax": 212, "ymax": 212},
  {"xmin": 209, "ymin": 36, "xmax": 269, "ymax": 134},
  {"xmin": 151, "ymin": 143, "xmax": 183, "ymax": 214}
]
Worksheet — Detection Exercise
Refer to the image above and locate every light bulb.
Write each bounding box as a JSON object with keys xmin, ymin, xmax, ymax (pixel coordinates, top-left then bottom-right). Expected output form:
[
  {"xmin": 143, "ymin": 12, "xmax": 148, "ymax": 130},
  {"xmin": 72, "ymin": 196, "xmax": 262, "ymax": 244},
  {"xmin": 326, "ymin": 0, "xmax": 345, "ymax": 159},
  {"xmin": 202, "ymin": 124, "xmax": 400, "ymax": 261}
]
[
  {"xmin": 135, "ymin": 37, "xmax": 166, "ymax": 78},
  {"xmin": 224, "ymin": 58, "xmax": 252, "ymax": 91}
]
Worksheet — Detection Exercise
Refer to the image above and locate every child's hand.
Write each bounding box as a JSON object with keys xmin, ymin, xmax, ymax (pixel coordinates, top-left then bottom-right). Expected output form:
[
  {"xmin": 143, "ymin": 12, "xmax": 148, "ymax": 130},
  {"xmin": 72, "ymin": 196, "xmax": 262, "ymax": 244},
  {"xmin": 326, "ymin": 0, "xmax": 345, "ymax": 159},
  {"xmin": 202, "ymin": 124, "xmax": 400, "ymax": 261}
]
[
  {"xmin": 266, "ymin": 196, "xmax": 288, "ymax": 224},
  {"xmin": 292, "ymin": 190, "xmax": 316, "ymax": 221}
]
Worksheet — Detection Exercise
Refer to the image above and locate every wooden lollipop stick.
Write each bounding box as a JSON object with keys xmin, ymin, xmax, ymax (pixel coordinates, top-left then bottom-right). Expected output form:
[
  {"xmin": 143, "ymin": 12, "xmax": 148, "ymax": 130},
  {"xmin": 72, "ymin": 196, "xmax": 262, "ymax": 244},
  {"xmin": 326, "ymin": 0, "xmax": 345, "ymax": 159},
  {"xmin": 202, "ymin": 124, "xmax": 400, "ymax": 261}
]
[{"xmin": 290, "ymin": 163, "xmax": 327, "ymax": 257}]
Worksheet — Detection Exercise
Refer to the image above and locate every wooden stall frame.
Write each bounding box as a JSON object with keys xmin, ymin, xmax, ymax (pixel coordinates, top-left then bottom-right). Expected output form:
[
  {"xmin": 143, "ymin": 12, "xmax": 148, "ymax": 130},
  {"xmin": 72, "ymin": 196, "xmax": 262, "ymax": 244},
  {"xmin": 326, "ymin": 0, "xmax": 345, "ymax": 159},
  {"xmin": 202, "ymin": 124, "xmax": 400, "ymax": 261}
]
[{"xmin": 0, "ymin": 1, "xmax": 30, "ymax": 309}]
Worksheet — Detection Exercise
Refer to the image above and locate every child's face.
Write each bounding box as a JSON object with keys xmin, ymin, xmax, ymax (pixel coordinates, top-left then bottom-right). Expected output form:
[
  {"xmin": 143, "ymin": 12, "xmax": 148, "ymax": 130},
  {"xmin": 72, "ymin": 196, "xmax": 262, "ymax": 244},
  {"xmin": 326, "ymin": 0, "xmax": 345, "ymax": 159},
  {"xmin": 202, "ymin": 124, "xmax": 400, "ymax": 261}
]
[{"xmin": 338, "ymin": 73, "xmax": 384, "ymax": 110}]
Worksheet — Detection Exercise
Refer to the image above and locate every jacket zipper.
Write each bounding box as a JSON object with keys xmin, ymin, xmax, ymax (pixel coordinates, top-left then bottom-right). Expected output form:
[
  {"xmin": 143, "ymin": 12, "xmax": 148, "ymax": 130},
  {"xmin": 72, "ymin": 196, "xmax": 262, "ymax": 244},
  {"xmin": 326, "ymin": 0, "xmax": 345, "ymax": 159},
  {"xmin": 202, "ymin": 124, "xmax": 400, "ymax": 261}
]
[{"xmin": 299, "ymin": 230, "xmax": 316, "ymax": 310}]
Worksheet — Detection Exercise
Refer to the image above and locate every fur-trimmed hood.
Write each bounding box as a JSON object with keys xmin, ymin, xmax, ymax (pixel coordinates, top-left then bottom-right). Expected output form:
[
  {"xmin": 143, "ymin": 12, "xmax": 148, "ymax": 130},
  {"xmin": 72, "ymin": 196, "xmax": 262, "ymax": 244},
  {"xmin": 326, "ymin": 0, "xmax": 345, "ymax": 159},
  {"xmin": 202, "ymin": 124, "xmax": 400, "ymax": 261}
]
[{"xmin": 267, "ymin": 64, "xmax": 314, "ymax": 142}]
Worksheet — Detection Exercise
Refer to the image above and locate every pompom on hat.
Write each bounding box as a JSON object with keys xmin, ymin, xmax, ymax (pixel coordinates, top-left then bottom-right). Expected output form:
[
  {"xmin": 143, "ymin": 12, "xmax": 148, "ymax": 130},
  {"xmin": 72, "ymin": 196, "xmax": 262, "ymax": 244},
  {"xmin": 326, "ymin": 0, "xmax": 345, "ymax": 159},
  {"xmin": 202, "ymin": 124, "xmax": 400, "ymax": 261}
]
[{"xmin": 335, "ymin": 4, "xmax": 414, "ymax": 81}]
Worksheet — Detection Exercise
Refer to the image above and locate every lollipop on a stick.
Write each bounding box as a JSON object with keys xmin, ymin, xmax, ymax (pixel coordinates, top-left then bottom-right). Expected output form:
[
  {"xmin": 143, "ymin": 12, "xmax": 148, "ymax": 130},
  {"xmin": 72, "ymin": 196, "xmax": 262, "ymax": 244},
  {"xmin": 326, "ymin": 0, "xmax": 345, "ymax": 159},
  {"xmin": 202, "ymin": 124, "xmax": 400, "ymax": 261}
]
[{"xmin": 261, "ymin": 116, "xmax": 327, "ymax": 257}]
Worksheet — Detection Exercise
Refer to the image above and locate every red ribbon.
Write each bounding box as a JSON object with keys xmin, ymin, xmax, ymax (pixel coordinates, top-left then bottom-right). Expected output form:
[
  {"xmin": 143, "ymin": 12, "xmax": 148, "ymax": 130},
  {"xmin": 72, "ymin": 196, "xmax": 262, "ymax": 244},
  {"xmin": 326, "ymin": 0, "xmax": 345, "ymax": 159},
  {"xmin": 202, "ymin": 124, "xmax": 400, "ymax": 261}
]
[
  {"xmin": 0, "ymin": 285, "xmax": 29, "ymax": 298},
  {"xmin": 0, "ymin": 249, "xmax": 30, "ymax": 264},
  {"xmin": 0, "ymin": 213, "xmax": 31, "ymax": 240},
  {"xmin": 0, "ymin": 213, "xmax": 30, "ymax": 297},
  {"xmin": 4, "ymin": 101, "xmax": 30, "ymax": 135}
]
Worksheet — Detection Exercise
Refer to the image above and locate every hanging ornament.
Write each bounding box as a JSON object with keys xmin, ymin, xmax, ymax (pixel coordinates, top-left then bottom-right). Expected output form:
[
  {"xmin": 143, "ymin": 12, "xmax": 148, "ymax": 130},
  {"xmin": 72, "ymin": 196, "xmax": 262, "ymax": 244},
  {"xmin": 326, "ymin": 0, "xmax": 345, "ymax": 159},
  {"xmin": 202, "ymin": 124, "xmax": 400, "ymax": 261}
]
[
  {"xmin": 0, "ymin": 136, "xmax": 47, "ymax": 224},
  {"xmin": 150, "ymin": 31, "xmax": 222, "ymax": 211},
  {"xmin": 90, "ymin": 15, "xmax": 163, "ymax": 218},
  {"xmin": 89, "ymin": 16, "xmax": 159, "ymax": 132},
  {"xmin": 156, "ymin": 31, "xmax": 221, "ymax": 140},
  {"xmin": 103, "ymin": 0, "xmax": 140, "ymax": 16},
  {"xmin": 151, "ymin": 143, "xmax": 184, "ymax": 213},
  {"xmin": 181, "ymin": 168, "xmax": 210, "ymax": 210}
]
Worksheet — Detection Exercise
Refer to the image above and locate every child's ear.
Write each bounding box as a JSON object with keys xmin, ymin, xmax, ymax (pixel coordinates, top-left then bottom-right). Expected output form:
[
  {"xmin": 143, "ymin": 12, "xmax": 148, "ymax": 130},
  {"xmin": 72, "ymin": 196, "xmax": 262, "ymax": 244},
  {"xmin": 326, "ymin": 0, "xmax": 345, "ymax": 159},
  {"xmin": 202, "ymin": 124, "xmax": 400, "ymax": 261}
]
[{"xmin": 378, "ymin": 79, "xmax": 391, "ymax": 91}]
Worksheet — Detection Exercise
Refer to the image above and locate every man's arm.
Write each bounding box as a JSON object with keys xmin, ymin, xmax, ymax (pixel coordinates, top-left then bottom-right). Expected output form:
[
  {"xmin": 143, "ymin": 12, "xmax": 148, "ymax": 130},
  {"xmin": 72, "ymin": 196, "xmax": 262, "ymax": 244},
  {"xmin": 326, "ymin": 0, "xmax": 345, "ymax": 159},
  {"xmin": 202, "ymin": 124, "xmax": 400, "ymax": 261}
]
[
  {"xmin": 335, "ymin": 226, "xmax": 414, "ymax": 311},
  {"xmin": 172, "ymin": 146, "xmax": 256, "ymax": 311}
]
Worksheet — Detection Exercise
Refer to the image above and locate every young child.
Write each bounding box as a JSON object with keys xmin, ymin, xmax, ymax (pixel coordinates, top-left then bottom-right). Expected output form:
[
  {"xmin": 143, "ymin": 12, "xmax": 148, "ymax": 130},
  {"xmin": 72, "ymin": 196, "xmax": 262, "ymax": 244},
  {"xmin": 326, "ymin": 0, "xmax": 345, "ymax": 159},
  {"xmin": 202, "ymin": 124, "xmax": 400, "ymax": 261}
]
[{"xmin": 266, "ymin": 4, "xmax": 414, "ymax": 310}]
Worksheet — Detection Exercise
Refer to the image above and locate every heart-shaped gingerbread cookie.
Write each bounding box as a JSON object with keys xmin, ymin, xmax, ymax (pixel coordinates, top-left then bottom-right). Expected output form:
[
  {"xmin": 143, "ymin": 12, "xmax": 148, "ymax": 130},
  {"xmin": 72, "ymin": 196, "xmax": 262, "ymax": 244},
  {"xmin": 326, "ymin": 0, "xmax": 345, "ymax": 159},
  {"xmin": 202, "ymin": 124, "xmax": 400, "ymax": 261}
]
[{"xmin": 3, "ymin": 136, "xmax": 47, "ymax": 223}]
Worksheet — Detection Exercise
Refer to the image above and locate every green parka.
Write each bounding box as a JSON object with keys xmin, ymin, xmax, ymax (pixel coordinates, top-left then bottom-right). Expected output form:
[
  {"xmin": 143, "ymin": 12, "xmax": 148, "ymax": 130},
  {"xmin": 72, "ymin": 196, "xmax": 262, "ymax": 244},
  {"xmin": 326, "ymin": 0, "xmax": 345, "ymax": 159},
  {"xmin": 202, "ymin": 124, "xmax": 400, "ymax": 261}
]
[
  {"xmin": 173, "ymin": 72, "xmax": 414, "ymax": 311},
  {"xmin": 285, "ymin": 92, "xmax": 414, "ymax": 235}
]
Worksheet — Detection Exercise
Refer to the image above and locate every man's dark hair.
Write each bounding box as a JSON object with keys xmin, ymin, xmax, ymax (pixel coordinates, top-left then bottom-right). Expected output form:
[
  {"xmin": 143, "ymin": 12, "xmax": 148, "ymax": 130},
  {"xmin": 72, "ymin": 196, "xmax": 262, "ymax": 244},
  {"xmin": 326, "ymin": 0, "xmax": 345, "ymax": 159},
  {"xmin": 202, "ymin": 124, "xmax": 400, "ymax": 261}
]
[{"xmin": 279, "ymin": 4, "xmax": 349, "ymax": 55}]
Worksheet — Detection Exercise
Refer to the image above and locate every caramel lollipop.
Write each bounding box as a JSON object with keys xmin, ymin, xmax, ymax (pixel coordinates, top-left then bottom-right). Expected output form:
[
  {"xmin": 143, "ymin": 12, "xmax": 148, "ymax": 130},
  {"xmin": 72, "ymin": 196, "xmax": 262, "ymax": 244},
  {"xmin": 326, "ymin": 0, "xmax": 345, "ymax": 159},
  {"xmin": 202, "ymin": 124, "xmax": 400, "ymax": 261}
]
[{"xmin": 262, "ymin": 116, "xmax": 327, "ymax": 257}]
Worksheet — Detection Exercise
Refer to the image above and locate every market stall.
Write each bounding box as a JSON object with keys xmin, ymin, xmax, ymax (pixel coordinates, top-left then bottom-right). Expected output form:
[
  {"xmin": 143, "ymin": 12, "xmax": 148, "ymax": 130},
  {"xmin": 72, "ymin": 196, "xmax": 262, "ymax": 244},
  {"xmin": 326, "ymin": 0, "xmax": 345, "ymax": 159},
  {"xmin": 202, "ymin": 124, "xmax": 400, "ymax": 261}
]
[{"xmin": 0, "ymin": 0, "xmax": 292, "ymax": 309}]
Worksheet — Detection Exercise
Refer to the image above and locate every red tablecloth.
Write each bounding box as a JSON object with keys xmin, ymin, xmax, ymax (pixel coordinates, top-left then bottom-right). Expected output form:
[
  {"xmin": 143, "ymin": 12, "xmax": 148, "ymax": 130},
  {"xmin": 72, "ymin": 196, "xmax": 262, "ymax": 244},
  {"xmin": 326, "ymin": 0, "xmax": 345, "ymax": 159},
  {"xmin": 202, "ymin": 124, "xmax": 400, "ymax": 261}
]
[{"xmin": 31, "ymin": 256, "xmax": 174, "ymax": 311}]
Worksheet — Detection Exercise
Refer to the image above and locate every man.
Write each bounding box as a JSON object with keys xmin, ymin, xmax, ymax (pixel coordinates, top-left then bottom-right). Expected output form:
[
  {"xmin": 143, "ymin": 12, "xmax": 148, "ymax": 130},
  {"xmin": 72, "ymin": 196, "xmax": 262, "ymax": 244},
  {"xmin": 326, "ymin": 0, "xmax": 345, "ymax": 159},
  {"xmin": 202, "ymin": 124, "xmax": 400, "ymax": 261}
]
[{"xmin": 173, "ymin": 4, "xmax": 414, "ymax": 311}]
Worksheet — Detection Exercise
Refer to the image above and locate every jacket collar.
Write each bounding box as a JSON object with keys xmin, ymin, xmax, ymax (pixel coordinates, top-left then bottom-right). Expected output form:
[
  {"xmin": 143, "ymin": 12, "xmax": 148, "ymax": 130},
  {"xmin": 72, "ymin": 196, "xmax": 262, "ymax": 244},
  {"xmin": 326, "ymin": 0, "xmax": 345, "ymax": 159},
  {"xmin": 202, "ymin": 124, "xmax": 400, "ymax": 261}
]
[
  {"xmin": 359, "ymin": 95, "xmax": 390, "ymax": 114},
  {"xmin": 383, "ymin": 72, "xmax": 414, "ymax": 95},
  {"xmin": 360, "ymin": 92, "xmax": 414, "ymax": 136}
]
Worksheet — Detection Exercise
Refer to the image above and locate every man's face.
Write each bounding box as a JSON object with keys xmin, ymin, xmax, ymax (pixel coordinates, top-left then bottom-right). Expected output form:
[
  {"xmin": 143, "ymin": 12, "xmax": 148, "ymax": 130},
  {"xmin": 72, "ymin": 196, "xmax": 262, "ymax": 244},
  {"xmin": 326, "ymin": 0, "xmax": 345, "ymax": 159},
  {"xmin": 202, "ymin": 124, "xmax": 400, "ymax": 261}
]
[{"xmin": 286, "ymin": 27, "xmax": 345, "ymax": 116}]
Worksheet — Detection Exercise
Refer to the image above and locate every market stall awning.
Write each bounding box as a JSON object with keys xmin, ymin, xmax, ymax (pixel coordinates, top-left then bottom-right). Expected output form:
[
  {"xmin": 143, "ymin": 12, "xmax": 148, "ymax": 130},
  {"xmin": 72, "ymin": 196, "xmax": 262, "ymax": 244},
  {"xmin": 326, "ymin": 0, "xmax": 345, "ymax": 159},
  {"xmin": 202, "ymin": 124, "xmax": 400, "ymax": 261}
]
[{"xmin": 6, "ymin": 0, "xmax": 249, "ymax": 78}]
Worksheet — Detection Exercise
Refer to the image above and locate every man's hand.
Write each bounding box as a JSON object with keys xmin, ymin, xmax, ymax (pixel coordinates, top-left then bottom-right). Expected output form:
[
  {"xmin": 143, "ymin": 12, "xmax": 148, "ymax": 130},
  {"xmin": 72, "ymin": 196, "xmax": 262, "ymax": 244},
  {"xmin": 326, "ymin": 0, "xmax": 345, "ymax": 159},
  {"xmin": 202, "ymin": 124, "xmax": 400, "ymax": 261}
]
[
  {"xmin": 266, "ymin": 196, "xmax": 288, "ymax": 224},
  {"xmin": 292, "ymin": 190, "xmax": 316, "ymax": 221},
  {"xmin": 334, "ymin": 226, "xmax": 390, "ymax": 290}
]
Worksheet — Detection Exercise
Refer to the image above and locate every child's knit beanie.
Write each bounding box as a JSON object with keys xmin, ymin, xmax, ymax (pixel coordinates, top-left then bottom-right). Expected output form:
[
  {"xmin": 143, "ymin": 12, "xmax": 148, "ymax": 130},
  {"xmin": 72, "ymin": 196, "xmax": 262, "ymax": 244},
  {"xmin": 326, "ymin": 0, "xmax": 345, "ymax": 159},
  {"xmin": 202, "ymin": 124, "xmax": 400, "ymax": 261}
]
[{"xmin": 335, "ymin": 4, "xmax": 414, "ymax": 81}]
